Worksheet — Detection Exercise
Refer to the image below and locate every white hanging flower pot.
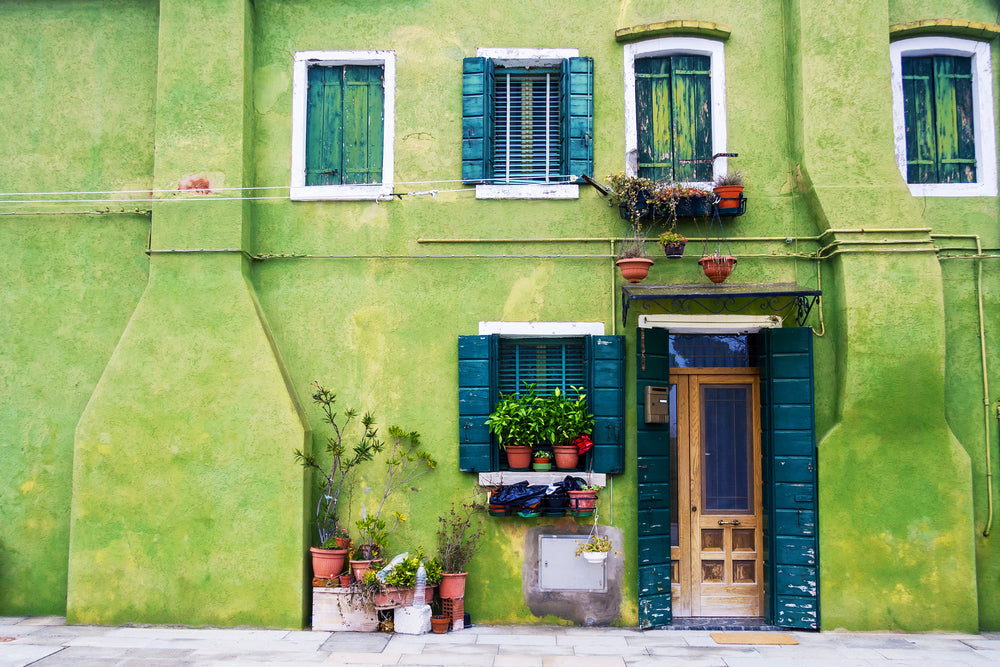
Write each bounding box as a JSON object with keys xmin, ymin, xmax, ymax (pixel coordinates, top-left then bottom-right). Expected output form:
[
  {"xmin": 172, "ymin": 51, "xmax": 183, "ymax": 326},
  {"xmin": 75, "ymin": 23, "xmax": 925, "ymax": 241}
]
[{"xmin": 582, "ymin": 550, "xmax": 608, "ymax": 564}]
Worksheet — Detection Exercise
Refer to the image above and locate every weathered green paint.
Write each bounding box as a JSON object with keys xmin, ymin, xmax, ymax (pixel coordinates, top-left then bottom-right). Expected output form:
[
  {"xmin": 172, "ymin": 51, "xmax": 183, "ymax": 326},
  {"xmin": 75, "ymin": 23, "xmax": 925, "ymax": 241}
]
[{"xmin": 1, "ymin": 0, "xmax": 998, "ymax": 632}]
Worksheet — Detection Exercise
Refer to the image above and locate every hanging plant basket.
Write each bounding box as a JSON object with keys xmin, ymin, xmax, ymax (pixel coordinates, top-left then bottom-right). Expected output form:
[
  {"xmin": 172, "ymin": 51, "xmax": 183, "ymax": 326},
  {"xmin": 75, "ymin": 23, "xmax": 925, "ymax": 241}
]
[
  {"xmin": 581, "ymin": 550, "xmax": 609, "ymax": 564},
  {"xmin": 615, "ymin": 257, "xmax": 653, "ymax": 283},
  {"xmin": 698, "ymin": 254, "xmax": 738, "ymax": 283},
  {"xmin": 661, "ymin": 241, "xmax": 686, "ymax": 258}
]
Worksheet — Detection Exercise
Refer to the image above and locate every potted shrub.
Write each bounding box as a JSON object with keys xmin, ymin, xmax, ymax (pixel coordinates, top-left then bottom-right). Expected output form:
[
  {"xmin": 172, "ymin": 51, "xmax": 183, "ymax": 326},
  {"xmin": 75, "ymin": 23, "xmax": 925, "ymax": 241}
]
[
  {"xmin": 532, "ymin": 449, "xmax": 553, "ymax": 471},
  {"xmin": 375, "ymin": 549, "xmax": 441, "ymax": 608},
  {"xmin": 350, "ymin": 425, "xmax": 436, "ymax": 576},
  {"xmin": 295, "ymin": 382, "xmax": 382, "ymax": 579},
  {"xmin": 436, "ymin": 497, "xmax": 486, "ymax": 600},
  {"xmin": 486, "ymin": 385, "xmax": 544, "ymax": 470},
  {"xmin": 576, "ymin": 535, "xmax": 614, "ymax": 564},
  {"xmin": 658, "ymin": 230, "xmax": 687, "ymax": 258},
  {"xmin": 713, "ymin": 171, "xmax": 744, "ymax": 211},
  {"xmin": 547, "ymin": 388, "xmax": 594, "ymax": 471}
]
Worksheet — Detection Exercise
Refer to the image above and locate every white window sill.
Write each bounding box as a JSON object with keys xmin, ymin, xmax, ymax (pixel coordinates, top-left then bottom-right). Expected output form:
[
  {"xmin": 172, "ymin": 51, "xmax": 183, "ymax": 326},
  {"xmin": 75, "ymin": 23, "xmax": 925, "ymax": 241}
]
[
  {"xmin": 905, "ymin": 181, "xmax": 998, "ymax": 198},
  {"xmin": 290, "ymin": 184, "xmax": 393, "ymax": 201},
  {"xmin": 475, "ymin": 184, "xmax": 579, "ymax": 200}
]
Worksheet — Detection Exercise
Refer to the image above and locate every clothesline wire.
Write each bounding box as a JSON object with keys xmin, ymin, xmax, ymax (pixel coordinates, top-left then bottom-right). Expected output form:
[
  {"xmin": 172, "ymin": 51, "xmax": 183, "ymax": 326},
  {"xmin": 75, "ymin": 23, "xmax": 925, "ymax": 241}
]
[{"xmin": 0, "ymin": 176, "xmax": 582, "ymax": 199}]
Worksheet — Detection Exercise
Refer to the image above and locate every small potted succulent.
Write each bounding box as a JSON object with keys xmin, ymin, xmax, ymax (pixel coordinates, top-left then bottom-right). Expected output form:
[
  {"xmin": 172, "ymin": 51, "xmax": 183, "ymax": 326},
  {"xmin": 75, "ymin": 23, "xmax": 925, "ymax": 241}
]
[
  {"xmin": 532, "ymin": 449, "xmax": 553, "ymax": 471},
  {"xmin": 658, "ymin": 230, "xmax": 687, "ymax": 258}
]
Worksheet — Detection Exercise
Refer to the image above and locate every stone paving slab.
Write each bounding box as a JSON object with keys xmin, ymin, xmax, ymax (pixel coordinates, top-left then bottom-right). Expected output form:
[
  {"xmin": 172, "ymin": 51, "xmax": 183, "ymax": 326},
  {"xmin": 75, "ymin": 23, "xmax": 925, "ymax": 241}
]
[{"xmin": 5, "ymin": 618, "xmax": 1000, "ymax": 666}]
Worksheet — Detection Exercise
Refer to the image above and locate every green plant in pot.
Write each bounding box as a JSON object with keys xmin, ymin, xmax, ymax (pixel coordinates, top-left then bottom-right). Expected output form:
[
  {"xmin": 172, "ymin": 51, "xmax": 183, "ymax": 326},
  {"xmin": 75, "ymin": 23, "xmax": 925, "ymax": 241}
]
[
  {"xmin": 575, "ymin": 534, "xmax": 614, "ymax": 563},
  {"xmin": 658, "ymin": 230, "xmax": 687, "ymax": 258},
  {"xmin": 436, "ymin": 497, "xmax": 487, "ymax": 599},
  {"xmin": 486, "ymin": 384, "xmax": 545, "ymax": 470},
  {"xmin": 532, "ymin": 449, "xmax": 553, "ymax": 471},
  {"xmin": 295, "ymin": 382, "xmax": 383, "ymax": 579},
  {"xmin": 546, "ymin": 387, "xmax": 595, "ymax": 471},
  {"xmin": 649, "ymin": 181, "xmax": 713, "ymax": 223}
]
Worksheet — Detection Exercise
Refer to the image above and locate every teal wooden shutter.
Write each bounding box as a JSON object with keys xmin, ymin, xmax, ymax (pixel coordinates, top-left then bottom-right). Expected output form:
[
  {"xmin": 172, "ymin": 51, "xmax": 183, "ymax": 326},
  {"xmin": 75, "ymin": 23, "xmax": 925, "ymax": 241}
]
[
  {"xmin": 462, "ymin": 57, "xmax": 493, "ymax": 184},
  {"xmin": 342, "ymin": 65, "xmax": 384, "ymax": 185},
  {"xmin": 458, "ymin": 335, "xmax": 495, "ymax": 472},
  {"xmin": 933, "ymin": 55, "xmax": 976, "ymax": 183},
  {"xmin": 635, "ymin": 57, "xmax": 673, "ymax": 182},
  {"xmin": 671, "ymin": 55, "xmax": 712, "ymax": 182},
  {"xmin": 902, "ymin": 57, "xmax": 939, "ymax": 183},
  {"xmin": 588, "ymin": 335, "xmax": 624, "ymax": 473},
  {"xmin": 305, "ymin": 65, "xmax": 383, "ymax": 186},
  {"xmin": 636, "ymin": 327, "xmax": 672, "ymax": 628},
  {"xmin": 561, "ymin": 56, "xmax": 594, "ymax": 180},
  {"xmin": 761, "ymin": 327, "xmax": 819, "ymax": 630},
  {"xmin": 306, "ymin": 65, "xmax": 344, "ymax": 186}
]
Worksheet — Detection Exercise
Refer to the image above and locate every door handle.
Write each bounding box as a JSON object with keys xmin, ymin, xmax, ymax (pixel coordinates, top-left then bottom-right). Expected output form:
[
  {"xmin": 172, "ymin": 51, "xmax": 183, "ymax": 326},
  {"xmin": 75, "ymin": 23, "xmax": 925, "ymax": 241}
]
[{"xmin": 717, "ymin": 519, "xmax": 741, "ymax": 526}]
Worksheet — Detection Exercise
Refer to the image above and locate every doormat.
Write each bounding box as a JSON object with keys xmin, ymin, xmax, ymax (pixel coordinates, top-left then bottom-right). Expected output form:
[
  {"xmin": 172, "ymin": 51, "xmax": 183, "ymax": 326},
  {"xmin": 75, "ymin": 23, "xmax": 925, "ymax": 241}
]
[{"xmin": 711, "ymin": 632, "xmax": 798, "ymax": 645}]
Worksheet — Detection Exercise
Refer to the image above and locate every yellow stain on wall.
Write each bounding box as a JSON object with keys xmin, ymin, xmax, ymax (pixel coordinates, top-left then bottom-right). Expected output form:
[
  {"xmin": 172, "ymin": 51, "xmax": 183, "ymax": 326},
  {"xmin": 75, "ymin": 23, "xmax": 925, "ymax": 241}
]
[{"xmin": 19, "ymin": 478, "xmax": 36, "ymax": 494}]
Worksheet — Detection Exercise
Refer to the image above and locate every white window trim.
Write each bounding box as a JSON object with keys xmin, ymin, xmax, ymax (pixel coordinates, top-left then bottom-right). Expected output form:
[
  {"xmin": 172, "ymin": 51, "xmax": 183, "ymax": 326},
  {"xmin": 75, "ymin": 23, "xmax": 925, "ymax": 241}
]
[
  {"xmin": 889, "ymin": 37, "xmax": 997, "ymax": 197},
  {"xmin": 290, "ymin": 50, "xmax": 395, "ymax": 201},
  {"xmin": 623, "ymin": 37, "xmax": 728, "ymax": 188},
  {"xmin": 478, "ymin": 321, "xmax": 606, "ymax": 336},
  {"xmin": 474, "ymin": 47, "xmax": 581, "ymax": 201}
]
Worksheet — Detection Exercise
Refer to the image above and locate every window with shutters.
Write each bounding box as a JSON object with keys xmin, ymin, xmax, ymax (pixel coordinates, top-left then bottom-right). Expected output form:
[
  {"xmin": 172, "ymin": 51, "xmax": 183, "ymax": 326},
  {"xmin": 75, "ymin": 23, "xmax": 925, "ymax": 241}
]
[
  {"xmin": 457, "ymin": 323, "xmax": 625, "ymax": 474},
  {"xmin": 462, "ymin": 48, "xmax": 593, "ymax": 200},
  {"xmin": 890, "ymin": 37, "xmax": 997, "ymax": 197},
  {"xmin": 291, "ymin": 51, "xmax": 395, "ymax": 201},
  {"xmin": 624, "ymin": 38, "xmax": 729, "ymax": 186}
]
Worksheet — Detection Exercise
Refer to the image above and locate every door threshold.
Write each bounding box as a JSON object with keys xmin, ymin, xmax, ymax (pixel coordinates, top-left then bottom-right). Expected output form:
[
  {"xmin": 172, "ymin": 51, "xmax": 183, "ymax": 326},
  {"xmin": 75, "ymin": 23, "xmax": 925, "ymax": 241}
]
[{"xmin": 660, "ymin": 618, "xmax": 785, "ymax": 631}]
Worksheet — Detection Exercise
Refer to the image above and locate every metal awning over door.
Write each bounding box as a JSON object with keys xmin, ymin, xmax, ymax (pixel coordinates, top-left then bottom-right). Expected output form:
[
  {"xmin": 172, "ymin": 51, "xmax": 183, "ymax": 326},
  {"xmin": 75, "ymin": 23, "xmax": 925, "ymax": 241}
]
[{"xmin": 621, "ymin": 283, "xmax": 820, "ymax": 327}]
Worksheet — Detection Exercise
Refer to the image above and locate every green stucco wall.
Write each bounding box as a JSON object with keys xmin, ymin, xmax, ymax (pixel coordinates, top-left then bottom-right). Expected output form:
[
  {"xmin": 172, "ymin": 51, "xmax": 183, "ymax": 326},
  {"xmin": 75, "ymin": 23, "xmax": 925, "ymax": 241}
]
[
  {"xmin": 0, "ymin": 0, "xmax": 157, "ymax": 615},
  {"xmin": 1, "ymin": 0, "xmax": 997, "ymax": 632}
]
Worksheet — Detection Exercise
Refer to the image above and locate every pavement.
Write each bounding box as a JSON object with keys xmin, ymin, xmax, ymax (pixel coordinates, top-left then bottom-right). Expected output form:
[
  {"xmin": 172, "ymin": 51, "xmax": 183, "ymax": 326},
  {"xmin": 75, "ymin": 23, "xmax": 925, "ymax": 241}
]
[{"xmin": 2, "ymin": 616, "xmax": 1000, "ymax": 666}]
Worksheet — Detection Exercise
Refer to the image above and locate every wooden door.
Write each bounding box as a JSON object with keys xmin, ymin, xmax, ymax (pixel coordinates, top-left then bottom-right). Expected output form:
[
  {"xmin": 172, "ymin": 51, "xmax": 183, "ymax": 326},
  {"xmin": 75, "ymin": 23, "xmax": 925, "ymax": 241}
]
[{"xmin": 671, "ymin": 369, "xmax": 763, "ymax": 617}]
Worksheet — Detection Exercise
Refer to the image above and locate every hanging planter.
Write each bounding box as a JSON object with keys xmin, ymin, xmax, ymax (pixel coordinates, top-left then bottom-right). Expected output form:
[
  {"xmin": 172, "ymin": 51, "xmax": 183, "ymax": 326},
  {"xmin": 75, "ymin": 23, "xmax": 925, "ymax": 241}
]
[
  {"xmin": 699, "ymin": 253, "xmax": 738, "ymax": 283},
  {"xmin": 658, "ymin": 231, "xmax": 687, "ymax": 259},
  {"xmin": 582, "ymin": 550, "xmax": 609, "ymax": 564},
  {"xmin": 713, "ymin": 170, "xmax": 744, "ymax": 212},
  {"xmin": 615, "ymin": 257, "xmax": 653, "ymax": 283}
]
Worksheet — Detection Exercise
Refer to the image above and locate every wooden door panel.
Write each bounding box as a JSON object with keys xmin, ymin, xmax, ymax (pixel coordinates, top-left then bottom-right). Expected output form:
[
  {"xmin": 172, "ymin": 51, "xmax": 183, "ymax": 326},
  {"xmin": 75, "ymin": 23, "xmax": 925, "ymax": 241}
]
[{"xmin": 686, "ymin": 374, "xmax": 763, "ymax": 618}]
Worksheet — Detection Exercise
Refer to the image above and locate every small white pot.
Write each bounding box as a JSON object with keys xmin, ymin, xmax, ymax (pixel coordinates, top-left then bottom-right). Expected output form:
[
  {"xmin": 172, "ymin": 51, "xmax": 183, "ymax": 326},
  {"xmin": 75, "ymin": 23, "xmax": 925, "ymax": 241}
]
[{"xmin": 582, "ymin": 551, "xmax": 608, "ymax": 564}]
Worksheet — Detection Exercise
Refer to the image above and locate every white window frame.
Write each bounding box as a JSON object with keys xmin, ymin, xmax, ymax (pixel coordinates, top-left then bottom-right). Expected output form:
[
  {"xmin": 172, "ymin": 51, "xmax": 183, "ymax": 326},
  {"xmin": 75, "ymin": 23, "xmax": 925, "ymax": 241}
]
[
  {"xmin": 623, "ymin": 37, "xmax": 728, "ymax": 188},
  {"xmin": 290, "ymin": 50, "xmax": 395, "ymax": 201},
  {"xmin": 475, "ymin": 47, "xmax": 581, "ymax": 200},
  {"xmin": 889, "ymin": 36, "xmax": 997, "ymax": 197}
]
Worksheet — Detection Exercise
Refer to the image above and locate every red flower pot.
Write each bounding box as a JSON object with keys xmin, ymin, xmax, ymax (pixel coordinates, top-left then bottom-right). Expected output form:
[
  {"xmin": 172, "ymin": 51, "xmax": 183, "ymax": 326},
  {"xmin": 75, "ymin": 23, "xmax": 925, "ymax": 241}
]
[
  {"xmin": 713, "ymin": 184, "xmax": 744, "ymax": 210},
  {"xmin": 310, "ymin": 547, "xmax": 349, "ymax": 578},
  {"xmin": 615, "ymin": 257, "xmax": 654, "ymax": 283},
  {"xmin": 698, "ymin": 254, "xmax": 737, "ymax": 283},
  {"xmin": 439, "ymin": 572, "xmax": 467, "ymax": 599},
  {"xmin": 504, "ymin": 445, "xmax": 533, "ymax": 470},
  {"xmin": 552, "ymin": 445, "xmax": 579, "ymax": 470}
]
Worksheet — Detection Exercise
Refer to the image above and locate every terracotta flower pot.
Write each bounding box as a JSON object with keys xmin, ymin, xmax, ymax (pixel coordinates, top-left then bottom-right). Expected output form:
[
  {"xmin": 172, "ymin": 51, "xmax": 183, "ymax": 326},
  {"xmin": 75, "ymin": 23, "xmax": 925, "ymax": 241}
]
[
  {"xmin": 310, "ymin": 547, "xmax": 349, "ymax": 579},
  {"xmin": 338, "ymin": 573, "xmax": 352, "ymax": 587},
  {"xmin": 615, "ymin": 257, "xmax": 654, "ymax": 283},
  {"xmin": 373, "ymin": 586, "xmax": 414, "ymax": 608},
  {"xmin": 713, "ymin": 184, "xmax": 744, "ymax": 210},
  {"xmin": 504, "ymin": 445, "xmax": 533, "ymax": 470},
  {"xmin": 698, "ymin": 254, "xmax": 737, "ymax": 284},
  {"xmin": 439, "ymin": 572, "xmax": 467, "ymax": 599},
  {"xmin": 349, "ymin": 558, "xmax": 381, "ymax": 580},
  {"xmin": 552, "ymin": 445, "xmax": 579, "ymax": 470},
  {"xmin": 431, "ymin": 615, "xmax": 450, "ymax": 634},
  {"xmin": 333, "ymin": 536, "xmax": 350, "ymax": 549},
  {"xmin": 568, "ymin": 489, "xmax": 598, "ymax": 516}
]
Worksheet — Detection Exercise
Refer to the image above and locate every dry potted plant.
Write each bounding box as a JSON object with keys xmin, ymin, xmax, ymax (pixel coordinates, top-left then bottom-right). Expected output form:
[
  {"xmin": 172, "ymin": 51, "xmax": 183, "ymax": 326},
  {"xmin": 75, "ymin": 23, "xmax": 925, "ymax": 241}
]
[
  {"xmin": 436, "ymin": 496, "xmax": 487, "ymax": 600},
  {"xmin": 713, "ymin": 171, "xmax": 744, "ymax": 211}
]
